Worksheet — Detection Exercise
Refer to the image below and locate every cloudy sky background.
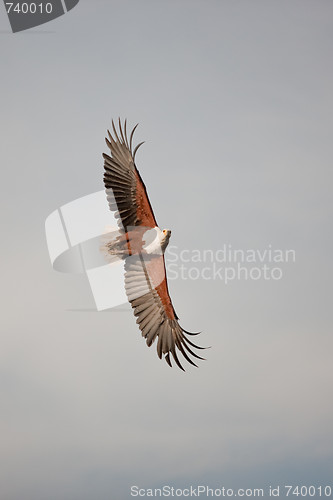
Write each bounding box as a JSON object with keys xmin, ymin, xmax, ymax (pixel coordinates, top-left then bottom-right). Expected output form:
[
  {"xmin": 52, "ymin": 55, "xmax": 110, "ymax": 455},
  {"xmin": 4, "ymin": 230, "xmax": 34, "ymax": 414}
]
[{"xmin": 1, "ymin": 1, "xmax": 332, "ymax": 498}]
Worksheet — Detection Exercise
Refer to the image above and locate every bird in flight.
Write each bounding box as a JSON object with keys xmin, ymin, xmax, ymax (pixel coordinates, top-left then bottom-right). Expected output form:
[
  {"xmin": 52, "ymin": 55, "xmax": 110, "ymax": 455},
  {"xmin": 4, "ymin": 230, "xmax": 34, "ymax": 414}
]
[{"xmin": 102, "ymin": 119, "xmax": 205, "ymax": 370}]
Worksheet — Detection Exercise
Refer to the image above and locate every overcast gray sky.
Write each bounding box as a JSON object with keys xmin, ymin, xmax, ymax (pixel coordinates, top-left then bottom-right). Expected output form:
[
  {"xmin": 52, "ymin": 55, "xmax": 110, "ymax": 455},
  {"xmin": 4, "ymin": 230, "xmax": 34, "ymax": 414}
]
[{"xmin": 1, "ymin": 1, "xmax": 332, "ymax": 499}]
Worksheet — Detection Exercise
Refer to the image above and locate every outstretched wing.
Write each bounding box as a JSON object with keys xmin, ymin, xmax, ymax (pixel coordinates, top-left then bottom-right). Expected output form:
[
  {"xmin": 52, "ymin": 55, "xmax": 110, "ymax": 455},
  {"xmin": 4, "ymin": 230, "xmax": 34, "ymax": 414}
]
[
  {"xmin": 125, "ymin": 253, "xmax": 205, "ymax": 371},
  {"xmin": 103, "ymin": 119, "xmax": 157, "ymax": 232}
]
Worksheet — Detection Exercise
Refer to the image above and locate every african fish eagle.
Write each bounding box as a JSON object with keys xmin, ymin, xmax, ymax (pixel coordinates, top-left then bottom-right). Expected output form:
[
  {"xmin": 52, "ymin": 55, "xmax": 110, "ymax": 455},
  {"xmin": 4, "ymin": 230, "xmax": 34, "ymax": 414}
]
[{"xmin": 102, "ymin": 119, "xmax": 205, "ymax": 370}]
